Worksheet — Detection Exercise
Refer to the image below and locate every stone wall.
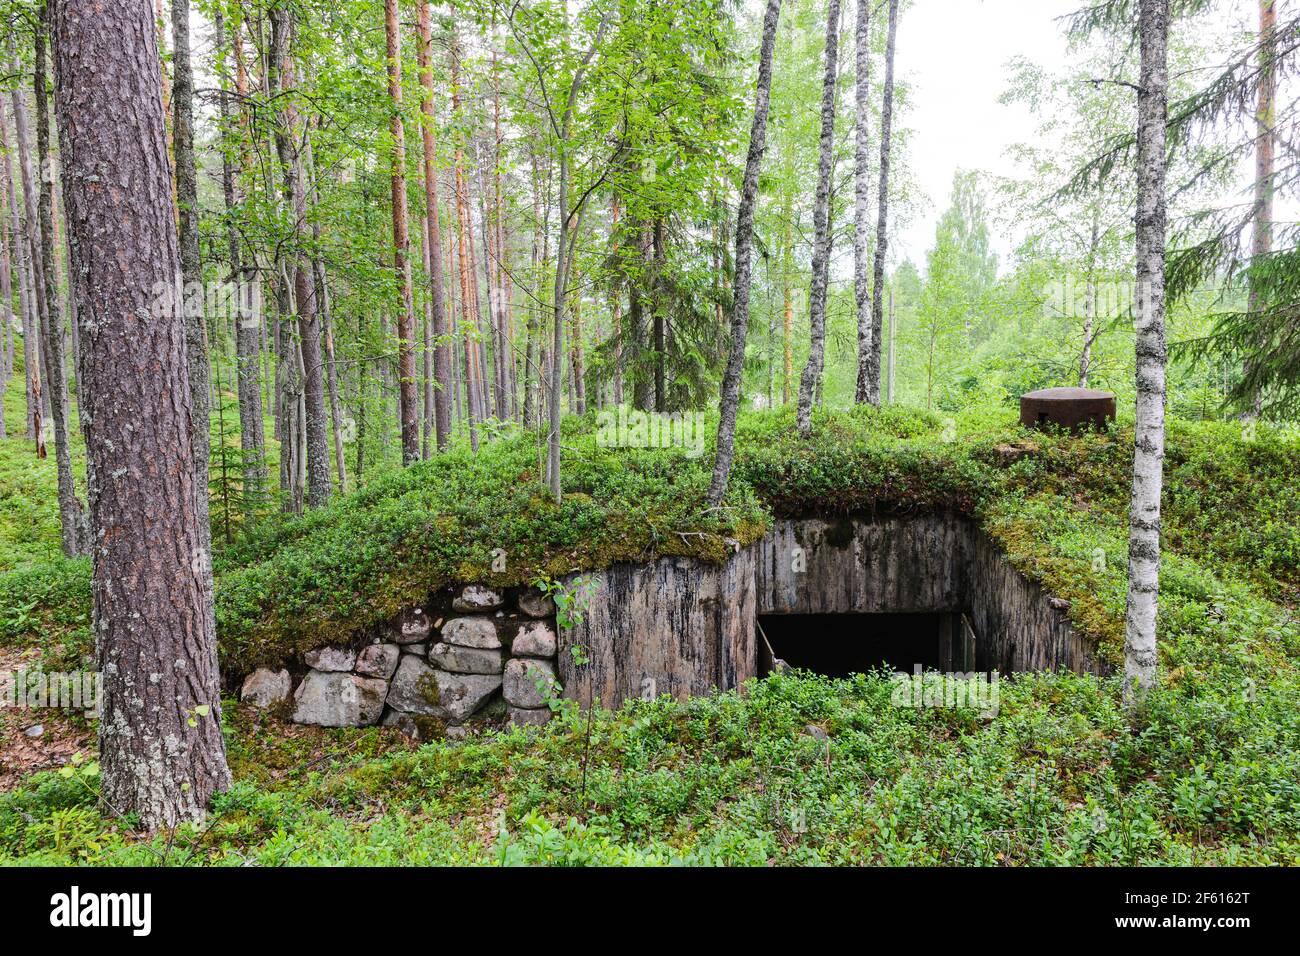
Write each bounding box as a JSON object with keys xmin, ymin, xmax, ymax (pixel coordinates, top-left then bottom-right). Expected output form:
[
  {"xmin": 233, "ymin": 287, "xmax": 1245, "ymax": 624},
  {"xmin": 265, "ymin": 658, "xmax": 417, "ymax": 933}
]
[{"xmin": 239, "ymin": 585, "xmax": 560, "ymax": 735}]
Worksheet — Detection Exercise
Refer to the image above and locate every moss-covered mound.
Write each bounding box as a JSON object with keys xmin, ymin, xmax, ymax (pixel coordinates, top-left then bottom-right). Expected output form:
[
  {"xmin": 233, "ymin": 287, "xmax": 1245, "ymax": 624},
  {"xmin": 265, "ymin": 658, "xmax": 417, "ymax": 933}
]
[{"xmin": 3, "ymin": 404, "xmax": 1298, "ymax": 679}]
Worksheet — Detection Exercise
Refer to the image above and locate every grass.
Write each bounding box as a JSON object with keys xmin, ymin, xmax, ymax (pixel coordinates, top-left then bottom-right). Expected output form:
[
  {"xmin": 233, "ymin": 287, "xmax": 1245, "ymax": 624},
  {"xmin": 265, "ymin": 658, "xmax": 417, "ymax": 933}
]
[{"xmin": 1, "ymin": 378, "xmax": 1299, "ymax": 865}]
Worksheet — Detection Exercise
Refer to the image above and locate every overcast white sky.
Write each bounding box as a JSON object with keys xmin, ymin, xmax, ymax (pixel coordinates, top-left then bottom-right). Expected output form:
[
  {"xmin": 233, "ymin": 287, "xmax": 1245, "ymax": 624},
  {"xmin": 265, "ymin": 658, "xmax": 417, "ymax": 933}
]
[{"xmin": 891, "ymin": 0, "xmax": 1086, "ymax": 265}]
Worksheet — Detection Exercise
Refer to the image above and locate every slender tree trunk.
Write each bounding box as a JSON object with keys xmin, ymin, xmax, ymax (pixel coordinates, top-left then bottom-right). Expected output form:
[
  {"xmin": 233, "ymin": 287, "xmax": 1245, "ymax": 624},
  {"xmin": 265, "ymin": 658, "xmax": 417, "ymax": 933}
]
[
  {"xmin": 1125, "ymin": 0, "xmax": 1169, "ymax": 704},
  {"xmin": 449, "ymin": 28, "xmax": 481, "ymax": 450},
  {"xmin": 270, "ymin": 6, "xmax": 330, "ymax": 508},
  {"xmin": 52, "ymin": 0, "xmax": 231, "ymax": 829},
  {"xmin": 571, "ymin": 290, "xmax": 586, "ymax": 415},
  {"xmin": 0, "ymin": 96, "xmax": 40, "ymax": 445},
  {"xmin": 301, "ymin": 128, "xmax": 346, "ymax": 492},
  {"xmin": 629, "ymin": 221, "xmax": 650, "ymax": 411},
  {"xmin": 172, "ymin": 0, "xmax": 212, "ymax": 527},
  {"xmin": 386, "ymin": 0, "xmax": 419, "ymax": 465},
  {"xmin": 1247, "ymin": 0, "xmax": 1276, "ymax": 413},
  {"xmin": 0, "ymin": 158, "xmax": 10, "ymax": 439},
  {"xmin": 796, "ymin": 0, "xmax": 840, "ymax": 435},
  {"xmin": 610, "ymin": 194, "xmax": 624, "ymax": 405},
  {"xmin": 887, "ymin": 288, "xmax": 895, "ymax": 402},
  {"xmin": 864, "ymin": 0, "xmax": 898, "ymax": 406},
  {"xmin": 31, "ymin": 14, "xmax": 88, "ymax": 554},
  {"xmin": 651, "ymin": 218, "xmax": 666, "ymax": 412},
  {"xmin": 708, "ymin": 0, "xmax": 782, "ymax": 506},
  {"xmin": 852, "ymin": 0, "xmax": 873, "ymax": 404},
  {"xmin": 223, "ymin": 9, "xmax": 267, "ymax": 511},
  {"xmin": 1079, "ymin": 208, "xmax": 1100, "ymax": 388}
]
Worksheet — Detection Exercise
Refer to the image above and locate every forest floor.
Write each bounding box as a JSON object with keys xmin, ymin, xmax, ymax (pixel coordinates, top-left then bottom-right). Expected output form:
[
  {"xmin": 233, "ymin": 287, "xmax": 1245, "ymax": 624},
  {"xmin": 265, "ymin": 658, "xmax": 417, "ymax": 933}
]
[{"xmin": 1, "ymin": 384, "xmax": 1298, "ymax": 864}]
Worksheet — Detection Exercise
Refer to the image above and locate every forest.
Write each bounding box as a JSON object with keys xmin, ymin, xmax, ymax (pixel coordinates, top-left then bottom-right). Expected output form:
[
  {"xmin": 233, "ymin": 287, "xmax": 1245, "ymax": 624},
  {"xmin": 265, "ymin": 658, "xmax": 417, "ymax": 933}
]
[{"xmin": 0, "ymin": 0, "xmax": 1298, "ymax": 884}]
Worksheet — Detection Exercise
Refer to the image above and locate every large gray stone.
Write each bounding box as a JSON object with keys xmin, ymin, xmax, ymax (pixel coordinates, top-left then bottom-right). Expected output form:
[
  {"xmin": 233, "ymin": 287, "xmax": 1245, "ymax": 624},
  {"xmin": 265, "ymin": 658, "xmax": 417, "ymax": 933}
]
[
  {"xmin": 394, "ymin": 607, "xmax": 432, "ymax": 645},
  {"xmin": 387, "ymin": 656, "xmax": 501, "ymax": 722},
  {"xmin": 240, "ymin": 668, "xmax": 293, "ymax": 709},
  {"xmin": 511, "ymin": 620, "xmax": 557, "ymax": 658},
  {"xmin": 432, "ymin": 670, "xmax": 503, "ymax": 722},
  {"xmin": 386, "ymin": 656, "xmax": 441, "ymax": 715},
  {"xmin": 503, "ymin": 658, "xmax": 559, "ymax": 710},
  {"xmin": 430, "ymin": 642, "xmax": 503, "ymax": 675},
  {"xmin": 441, "ymin": 615, "xmax": 501, "ymax": 649},
  {"xmin": 356, "ymin": 643, "xmax": 401, "ymax": 679},
  {"xmin": 292, "ymin": 672, "xmax": 387, "ymax": 727},
  {"xmin": 452, "ymin": 585, "xmax": 504, "ymax": 612},
  {"xmin": 517, "ymin": 589, "xmax": 556, "ymax": 618},
  {"xmin": 303, "ymin": 646, "xmax": 356, "ymax": 672}
]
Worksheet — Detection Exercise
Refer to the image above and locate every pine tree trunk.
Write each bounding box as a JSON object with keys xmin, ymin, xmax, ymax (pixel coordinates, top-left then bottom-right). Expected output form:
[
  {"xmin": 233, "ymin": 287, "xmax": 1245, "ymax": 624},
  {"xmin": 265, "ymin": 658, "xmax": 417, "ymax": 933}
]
[
  {"xmin": 796, "ymin": 0, "xmax": 840, "ymax": 435},
  {"xmin": 450, "ymin": 27, "xmax": 481, "ymax": 450},
  {"xmin": 708, "ymin": 0, "xmax": 782, "ymax": 506},
  {"xmin": 29, "ymin": 16, "xmax": 88, "ymax": 554},
  {"xmin": 52, "ymin": 0, "xmax": 231, "ymax": 829},
  {"xmin": 223, "ymin": 8, "xmax": 267, "ymax": 511},
  {"xmin": 865, "ymin": 0, "xmax": 898, "ymax": 406},
  {"xmin": 1125, "ymin": 0, "xmax": 1169, "ymax": 704},
  {"xmin": 852, "ymin": 0, "xmax": 873, "ymax": 404},
  {"xmin": 171, "ymin": 0, "xmax": 212, "ymax": 527},
  {"xmin": 386, "ymin": 0, "xmax": 419, "ymax": 465}
]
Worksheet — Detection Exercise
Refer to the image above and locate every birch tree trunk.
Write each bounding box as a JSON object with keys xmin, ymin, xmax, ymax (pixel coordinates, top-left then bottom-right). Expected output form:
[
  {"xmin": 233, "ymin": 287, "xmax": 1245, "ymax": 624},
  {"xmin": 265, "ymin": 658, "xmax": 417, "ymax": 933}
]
[
  {"xmin": 796, "ymin": 0, "xmax": 840, "ymax": 435},
  {"xmin": 52, "ymin": 0, "xmax": 231, "ymax": 829},
  {"xmin": 1247, "ymin": 0, "xmax": 1275, "ymax": 413},
  {"xmin": 1124, "ymin": 0, "xmax": 1169, "ymax": 704},
  {"xmin": 865, "ymin": 0, "xmax": 898, "ymax": 406},
  {"xmin": 852, "ymin": 0, "xmax": 873, "ymax": 404},
  {"xmin": 0, "ymin": 96, "xmax": 40, "ymax": 445},
  {"xmin": 1079, "ymin": 208, "xmax": 1100, "ymax": 388},
  {"xmin": 708, "ymin": 0, "xmax": 783, "ymax": 507},
  {"xmin": 385, "ymin": 0, "xmax": 419, "ymax": 465},
  {"xmin": 270, "ymin": 6, "xmax": 331, "ymax": 509}
]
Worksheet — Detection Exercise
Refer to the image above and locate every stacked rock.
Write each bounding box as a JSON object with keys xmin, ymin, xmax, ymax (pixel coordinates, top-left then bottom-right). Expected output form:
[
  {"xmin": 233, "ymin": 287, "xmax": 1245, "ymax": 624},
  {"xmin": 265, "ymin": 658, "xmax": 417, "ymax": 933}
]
[{"xmin": 239, "ymin": 584, "xmax": 562, "ymax": 736}]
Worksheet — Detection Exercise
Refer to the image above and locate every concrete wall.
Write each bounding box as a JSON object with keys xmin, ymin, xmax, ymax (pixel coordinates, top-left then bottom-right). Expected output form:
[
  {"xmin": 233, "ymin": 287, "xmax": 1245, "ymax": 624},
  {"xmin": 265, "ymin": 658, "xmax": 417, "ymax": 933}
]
[{"xmin": 558, "ymin": 550, "xmax": 757, "ymax": 710}]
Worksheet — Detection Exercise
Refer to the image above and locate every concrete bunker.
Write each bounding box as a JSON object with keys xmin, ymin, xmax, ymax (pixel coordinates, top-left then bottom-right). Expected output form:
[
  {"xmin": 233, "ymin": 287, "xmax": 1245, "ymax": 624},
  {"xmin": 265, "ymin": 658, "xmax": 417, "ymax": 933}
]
[
  {"xmin": 560, "ymin": 513, "xmax": 1106, "ymax": 711},
  {"xmin": 251, "ymin": 513, "xmax": 1107, "ymax": 731}
]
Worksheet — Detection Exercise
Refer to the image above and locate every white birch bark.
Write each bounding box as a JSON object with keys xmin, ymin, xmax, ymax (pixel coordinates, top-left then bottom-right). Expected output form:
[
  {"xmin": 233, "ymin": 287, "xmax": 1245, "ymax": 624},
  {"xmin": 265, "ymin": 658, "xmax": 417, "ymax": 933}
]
[
  {"xmin": 1125, "ymin": 0, "xmax": 1169, "ymax": 703},
  {"xmin": 796, "ymin": 0, "xmax": 841, "ymax": 435}
]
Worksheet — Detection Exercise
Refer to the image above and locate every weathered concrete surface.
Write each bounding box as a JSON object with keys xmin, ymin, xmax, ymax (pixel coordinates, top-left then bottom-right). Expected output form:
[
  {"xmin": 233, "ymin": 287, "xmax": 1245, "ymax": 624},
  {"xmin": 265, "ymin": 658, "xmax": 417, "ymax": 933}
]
[
  {"xmin": 967, "ymin": 527, "xmax": 1106, "ymax": 675},
  {"xmin": 559, "ymin": 550, "xmax": 757, "ymax": 710},
  {"xmin": 757, "ymin": 516, "xmax": 966, "ymax": 615}
]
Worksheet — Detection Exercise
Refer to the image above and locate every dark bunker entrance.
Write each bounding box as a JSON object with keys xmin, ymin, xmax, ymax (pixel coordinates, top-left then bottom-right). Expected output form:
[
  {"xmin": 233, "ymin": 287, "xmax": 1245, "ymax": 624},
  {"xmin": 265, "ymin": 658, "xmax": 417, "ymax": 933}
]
[{"xmin": 756, "ymin": 612, "xmax": 976, "ymax": 678}]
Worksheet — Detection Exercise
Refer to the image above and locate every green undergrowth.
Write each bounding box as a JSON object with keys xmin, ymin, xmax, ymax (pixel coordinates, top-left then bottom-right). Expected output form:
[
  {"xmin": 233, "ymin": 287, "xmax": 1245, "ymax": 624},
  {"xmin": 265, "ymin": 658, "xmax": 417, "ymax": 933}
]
[
  {"xmin": 3, "ymin": 648, "xmax": 1297, "ymax": 864},
  {"xmin": 3, "ymin": 401, "xmax": 1300, "ymax": 865}
]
